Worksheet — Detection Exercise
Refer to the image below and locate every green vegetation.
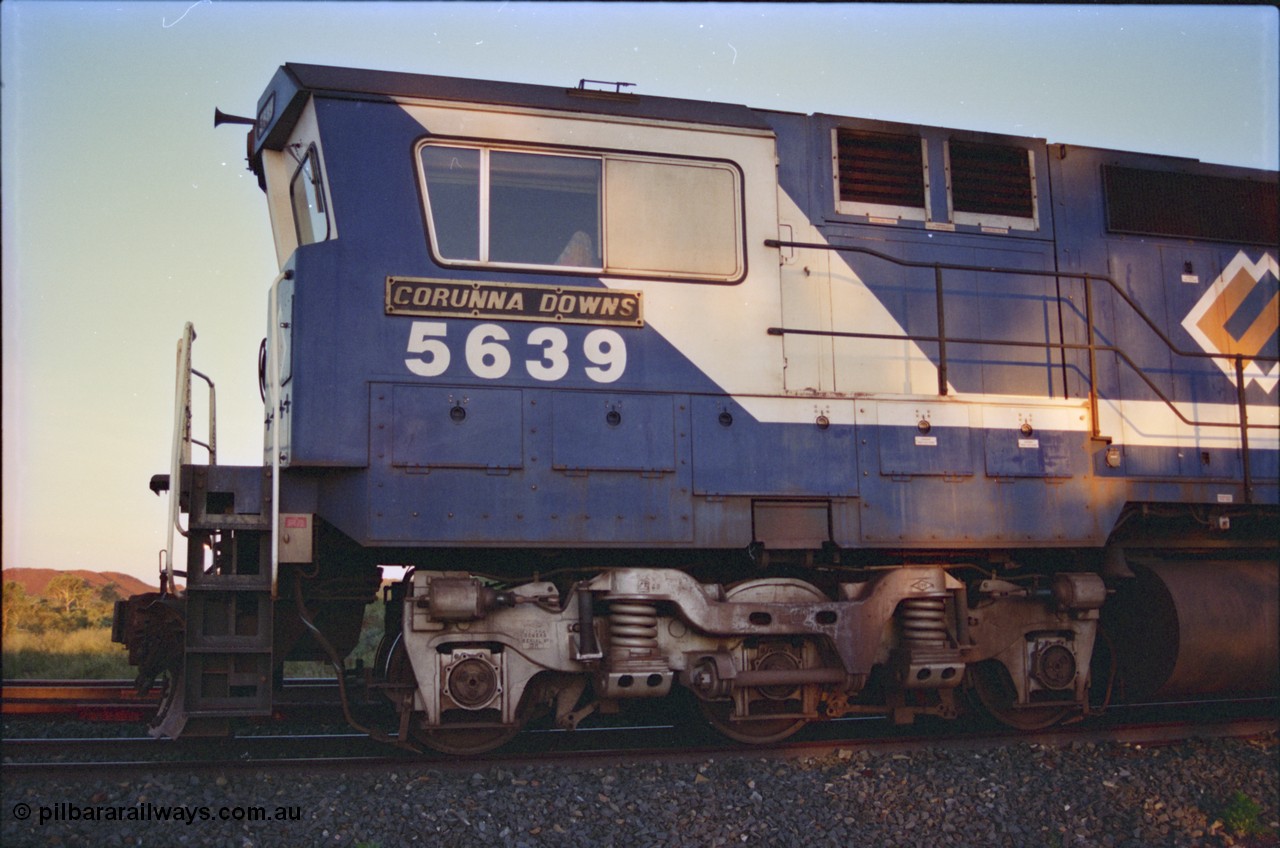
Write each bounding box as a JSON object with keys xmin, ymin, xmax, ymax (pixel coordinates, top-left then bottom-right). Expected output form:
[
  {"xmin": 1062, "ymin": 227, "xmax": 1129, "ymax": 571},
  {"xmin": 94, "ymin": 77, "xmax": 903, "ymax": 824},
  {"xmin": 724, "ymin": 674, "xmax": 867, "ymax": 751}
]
[
  {"xmin": 3, "ymin": 575, "xmax": 389, "ymax": 681},
  {"xmin": 1219, "ymin": 790, "xmax": 1266, "ymax": 838},
  {"xmin": 3, "ymin": 576, "xmax": 135, "ymax": 678},
  {"xmin": 3, "ymin": 627, "xmax": 134, "ymax": 679},
  {"xmin": 3, "ymin": 575, "xmax": 121, "ymax": 635}
]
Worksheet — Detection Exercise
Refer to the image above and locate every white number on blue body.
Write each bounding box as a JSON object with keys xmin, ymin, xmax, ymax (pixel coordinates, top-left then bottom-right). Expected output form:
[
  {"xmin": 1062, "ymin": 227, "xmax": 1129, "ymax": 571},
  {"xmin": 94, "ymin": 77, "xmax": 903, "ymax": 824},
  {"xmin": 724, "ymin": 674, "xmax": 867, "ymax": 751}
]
[
  {"xmin": 583, "ymin": 328, "xmax": 626, "ymax": 384},
  {"xmin": 405, "ymin": 321, "xmax": 626, "ymax": 383},
  {"xmin": 465, "ymin": 324, "xmax": 512, "ymax": 379},
  {"xmin": 404, "ymin": 321, "xmax": 450, "ymax": 377},
  {"xmin": 525, "ymin": 326, "xmax": 570, "ymax": 381}
]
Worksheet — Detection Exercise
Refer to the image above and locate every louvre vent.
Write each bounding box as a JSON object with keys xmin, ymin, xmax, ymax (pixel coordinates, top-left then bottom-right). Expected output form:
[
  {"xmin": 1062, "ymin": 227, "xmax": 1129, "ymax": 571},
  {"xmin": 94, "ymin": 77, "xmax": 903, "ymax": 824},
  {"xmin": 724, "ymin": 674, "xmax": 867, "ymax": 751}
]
[
  {"xmin": 949, "ymin": 140, "xmax": 1034, "ymax": 219},
  {"xmin": 1104, "ymin": 165, "xmax": 1278, "ymax": 245},
  {"xmin": 835, "ymin": 129, "xmax": 925, "ymax": 210}
]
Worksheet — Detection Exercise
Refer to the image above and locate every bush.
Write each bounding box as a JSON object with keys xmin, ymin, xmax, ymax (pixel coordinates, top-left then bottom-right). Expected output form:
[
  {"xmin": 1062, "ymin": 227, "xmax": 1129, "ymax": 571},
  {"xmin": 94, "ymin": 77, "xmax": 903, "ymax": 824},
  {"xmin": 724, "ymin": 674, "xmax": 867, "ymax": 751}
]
[
  {"xmin": 3, "ymin": 583, "xmax": 388, "ymax": 682},
  {"xmin": 4, "ymin": 577, "xmax": 116, "ymax": 635}
]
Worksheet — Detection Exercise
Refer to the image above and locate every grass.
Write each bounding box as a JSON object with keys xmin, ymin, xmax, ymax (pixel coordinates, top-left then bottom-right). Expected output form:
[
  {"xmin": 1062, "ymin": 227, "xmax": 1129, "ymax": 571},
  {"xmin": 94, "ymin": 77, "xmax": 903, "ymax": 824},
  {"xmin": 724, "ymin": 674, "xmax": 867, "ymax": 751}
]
[
  {"xmin": 1220, "ymin": 791, "xmax": 1266, "ymax": 838},
  {"xmin": 3, "ymin": 601, "xmax": 387, "ymax": 681},
  {"xmin": 2, "ymin": 627, "xmax": 135, "ymax": 679}
]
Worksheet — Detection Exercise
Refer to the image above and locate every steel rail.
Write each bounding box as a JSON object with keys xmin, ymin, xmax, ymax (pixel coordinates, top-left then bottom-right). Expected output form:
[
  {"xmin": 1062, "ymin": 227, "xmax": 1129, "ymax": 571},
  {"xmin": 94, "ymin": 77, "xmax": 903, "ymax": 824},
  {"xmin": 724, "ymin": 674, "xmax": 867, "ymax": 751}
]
[
  {"xmin": 4, "ymin": 701, "xmax": 1274, "ymax": 776},
  {"xmin": 1, "ymin": 678, "xmax": 341, "ymax": 718}
]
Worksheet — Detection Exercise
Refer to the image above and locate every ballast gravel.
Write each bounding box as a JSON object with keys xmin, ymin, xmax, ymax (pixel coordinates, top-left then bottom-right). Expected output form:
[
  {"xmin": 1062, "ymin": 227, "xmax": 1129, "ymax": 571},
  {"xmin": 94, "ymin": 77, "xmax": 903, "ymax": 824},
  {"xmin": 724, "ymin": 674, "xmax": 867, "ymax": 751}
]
[{"xmin": 3, "ymin": 734, "xmax": 1276, "ymax": 847}]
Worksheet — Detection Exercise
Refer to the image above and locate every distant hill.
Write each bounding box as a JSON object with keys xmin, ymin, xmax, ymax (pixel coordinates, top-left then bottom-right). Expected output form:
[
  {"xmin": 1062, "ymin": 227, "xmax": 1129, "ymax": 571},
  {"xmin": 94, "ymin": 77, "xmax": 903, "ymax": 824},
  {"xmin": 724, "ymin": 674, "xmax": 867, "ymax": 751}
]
[{"xmin": 3, "ymin": 568, "xmax": 159, "ymax": 599}]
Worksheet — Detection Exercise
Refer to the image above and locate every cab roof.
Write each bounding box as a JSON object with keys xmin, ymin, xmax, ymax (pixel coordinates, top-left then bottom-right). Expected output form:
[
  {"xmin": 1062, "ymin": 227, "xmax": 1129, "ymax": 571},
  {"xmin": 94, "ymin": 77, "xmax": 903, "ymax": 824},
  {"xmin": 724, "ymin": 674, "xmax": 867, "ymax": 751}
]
[{"xmin": 254, "ymin": 62, "xmax": 773, "ymax": 154}]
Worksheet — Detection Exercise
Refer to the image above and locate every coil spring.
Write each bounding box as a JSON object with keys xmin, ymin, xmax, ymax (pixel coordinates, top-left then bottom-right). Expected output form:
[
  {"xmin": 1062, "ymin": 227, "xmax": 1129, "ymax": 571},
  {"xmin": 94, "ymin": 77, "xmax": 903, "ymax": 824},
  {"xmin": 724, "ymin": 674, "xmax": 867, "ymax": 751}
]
[
  {"xmin": 897, "ymin": 597, "xmax": 949, "ymax": 649},
  {"xmin": 609, "ymin": 602, "xmax": 659, "ymax": 658}
]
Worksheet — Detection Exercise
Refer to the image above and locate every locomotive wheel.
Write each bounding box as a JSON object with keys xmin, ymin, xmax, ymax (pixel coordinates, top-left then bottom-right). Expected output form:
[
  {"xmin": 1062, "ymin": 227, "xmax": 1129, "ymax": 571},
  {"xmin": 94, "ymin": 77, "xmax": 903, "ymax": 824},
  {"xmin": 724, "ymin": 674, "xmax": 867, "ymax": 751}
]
[
  {"xmin": 969, "ymin": 661, "xmax": 1072, "ymax": 731},
  {"xmin": 697, "ymin": 699, "xmax": 809, "ymax": 744},
  {"xmin": 384, "ymin": 635, "xmax": 525, "ymax": 755},
  {"xmin": 698, "ymin": 578, "xmax": 828, "ymax": 745},
  {"xmin": 414, "ymin": 712, "xmax": 522, "ymax": 756}
]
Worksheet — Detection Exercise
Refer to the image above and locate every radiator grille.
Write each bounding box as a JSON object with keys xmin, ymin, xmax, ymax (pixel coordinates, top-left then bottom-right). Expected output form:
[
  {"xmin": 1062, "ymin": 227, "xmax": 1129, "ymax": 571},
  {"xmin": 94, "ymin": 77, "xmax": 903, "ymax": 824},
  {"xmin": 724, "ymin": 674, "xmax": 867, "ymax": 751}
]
[
  {"xmin": 1104, "ymin": 165, "xmax": 1278, "ymax": 245},
  {"xmin": 836, "ymin": 129, "xmax": 925, "ymax": 210},
  {"xmin": 949, "ymin": 140, "xmax": 1034, "ymax": 219}
]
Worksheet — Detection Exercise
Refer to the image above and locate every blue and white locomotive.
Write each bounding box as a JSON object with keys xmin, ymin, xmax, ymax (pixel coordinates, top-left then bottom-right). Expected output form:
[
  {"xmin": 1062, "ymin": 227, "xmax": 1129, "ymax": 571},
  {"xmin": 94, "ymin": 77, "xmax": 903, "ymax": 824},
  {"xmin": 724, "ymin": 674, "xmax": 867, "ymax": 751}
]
[{"xmin": 115, "ymin": 64, "xmax": 1278, "ymax": 752}]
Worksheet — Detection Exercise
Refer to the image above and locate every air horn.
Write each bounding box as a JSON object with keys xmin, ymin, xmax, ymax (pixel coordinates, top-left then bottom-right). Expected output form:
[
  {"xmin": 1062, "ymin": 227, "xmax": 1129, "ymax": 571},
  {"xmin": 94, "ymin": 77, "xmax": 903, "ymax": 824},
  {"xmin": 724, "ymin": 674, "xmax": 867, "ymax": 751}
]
[{"xmin": 214, "ymin": 108, "xmax": 256, "ymax": 128}]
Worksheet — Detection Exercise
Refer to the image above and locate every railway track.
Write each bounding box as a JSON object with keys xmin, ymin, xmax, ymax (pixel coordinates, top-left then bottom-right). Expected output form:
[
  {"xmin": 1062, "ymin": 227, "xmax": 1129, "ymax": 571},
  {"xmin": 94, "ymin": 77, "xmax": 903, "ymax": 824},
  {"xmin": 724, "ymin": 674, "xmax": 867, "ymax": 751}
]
[
  {"xmin": 1, "ymin": 678, "xmax": 342, "ymax": 720},
  {"xmin": 4, "ymin": 690, "xmax": 1274, "ymax": 776},
  {"xmin": 1, "ymin": 679, "xmax": 162, "ymax": 720}
]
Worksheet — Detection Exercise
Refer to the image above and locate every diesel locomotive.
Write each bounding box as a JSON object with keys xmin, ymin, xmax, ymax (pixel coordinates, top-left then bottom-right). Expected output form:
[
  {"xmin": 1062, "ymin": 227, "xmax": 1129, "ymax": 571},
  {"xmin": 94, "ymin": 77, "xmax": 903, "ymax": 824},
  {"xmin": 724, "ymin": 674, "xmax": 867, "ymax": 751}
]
[{"xmin": 114, "ymin": 64, "xmax": 1279, "ymax": 753}]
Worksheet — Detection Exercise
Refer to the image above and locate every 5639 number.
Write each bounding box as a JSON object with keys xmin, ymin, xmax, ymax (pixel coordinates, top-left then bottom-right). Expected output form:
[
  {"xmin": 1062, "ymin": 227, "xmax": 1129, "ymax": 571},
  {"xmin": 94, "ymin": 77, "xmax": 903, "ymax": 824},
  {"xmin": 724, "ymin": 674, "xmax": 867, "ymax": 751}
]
[{"xmin": 405, "ymin": 321, "xmax": 626, "ymax": 383}]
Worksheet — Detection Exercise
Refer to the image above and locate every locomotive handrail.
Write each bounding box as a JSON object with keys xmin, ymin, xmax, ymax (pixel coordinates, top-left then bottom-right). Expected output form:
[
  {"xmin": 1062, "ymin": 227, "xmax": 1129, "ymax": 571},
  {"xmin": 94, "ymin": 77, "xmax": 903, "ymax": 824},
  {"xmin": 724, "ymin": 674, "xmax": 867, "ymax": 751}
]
[
  {"xmin": 189, "ymin": 368, "xmax": 218, "ymax": 462},
  {"xmin": 764, "ymin": 239, "xmax": 1280, "ymax": 367},
  {"xmin": 164, "ymin": 323, "xmax": 218, "ymax": 592},
  {"xmin": 764, "ymin": 238, "xmax": 1278, "ymax": 503},
  {"xmin": 267, "ymin": 271, "xmax": 288, "ymax": 601},
  {"xmin": 764, "ymin": 326, "xmax": 1271, "ymax": 432}
]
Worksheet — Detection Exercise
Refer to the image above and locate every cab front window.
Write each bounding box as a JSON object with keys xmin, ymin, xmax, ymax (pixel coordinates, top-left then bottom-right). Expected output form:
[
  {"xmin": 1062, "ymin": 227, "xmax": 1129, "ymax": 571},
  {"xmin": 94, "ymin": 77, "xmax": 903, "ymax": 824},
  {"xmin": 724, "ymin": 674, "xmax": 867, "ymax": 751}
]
[{"xmin": 290, "ymin": 144, "xmax": 330, "ymax": 245}]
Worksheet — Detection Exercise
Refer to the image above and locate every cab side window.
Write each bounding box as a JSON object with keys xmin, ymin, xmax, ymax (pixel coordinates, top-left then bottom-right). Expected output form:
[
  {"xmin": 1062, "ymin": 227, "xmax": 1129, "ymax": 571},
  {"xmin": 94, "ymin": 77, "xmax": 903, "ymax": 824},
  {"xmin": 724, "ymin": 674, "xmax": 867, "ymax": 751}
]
[
  {"xmin": 419, "ymin": 142, "xmax": 742, "ymax": 283},
  {"xmin": 605, "ymin": 158, "xmax": 739, "ymax": 278},
  {"xmin": 490, "ymin": 151, "xmax": 602, "ymax": 267}
]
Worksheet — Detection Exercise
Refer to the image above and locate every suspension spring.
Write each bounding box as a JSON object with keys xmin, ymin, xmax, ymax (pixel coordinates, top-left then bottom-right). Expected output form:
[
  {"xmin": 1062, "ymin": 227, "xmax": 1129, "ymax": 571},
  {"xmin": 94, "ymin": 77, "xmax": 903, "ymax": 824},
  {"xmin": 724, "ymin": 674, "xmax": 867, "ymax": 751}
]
[
  {"xmin": 897, "ymin": 596, "xmax": 950, "ymax": 649},
  {"xmin": 609, "ymin": 602, "xmax": 659, "ymax": 659}
]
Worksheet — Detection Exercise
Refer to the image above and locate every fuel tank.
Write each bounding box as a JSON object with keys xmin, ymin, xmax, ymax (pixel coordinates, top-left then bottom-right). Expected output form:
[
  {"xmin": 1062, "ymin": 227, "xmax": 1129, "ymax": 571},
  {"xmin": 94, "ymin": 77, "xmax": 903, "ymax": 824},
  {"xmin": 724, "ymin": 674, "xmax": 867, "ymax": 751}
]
[{"xmin": 1104, "ymin": 559, "xmax": 1279, "ymax": 700}]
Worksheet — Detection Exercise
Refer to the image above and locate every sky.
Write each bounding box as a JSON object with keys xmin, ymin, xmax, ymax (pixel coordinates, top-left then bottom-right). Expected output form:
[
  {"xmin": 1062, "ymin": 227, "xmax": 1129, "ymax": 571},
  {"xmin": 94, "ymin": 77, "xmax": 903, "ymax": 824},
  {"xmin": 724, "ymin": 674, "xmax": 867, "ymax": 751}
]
[{"xmin": 3, "ymin": 2, "xmax": 1278, "ymax": 587}]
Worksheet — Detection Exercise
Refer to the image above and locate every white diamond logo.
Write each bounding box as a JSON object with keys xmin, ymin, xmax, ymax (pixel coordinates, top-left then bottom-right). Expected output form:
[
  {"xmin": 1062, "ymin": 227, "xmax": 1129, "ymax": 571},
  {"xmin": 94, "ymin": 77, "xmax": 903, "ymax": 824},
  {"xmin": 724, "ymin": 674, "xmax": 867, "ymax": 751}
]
[{"xmin": 1181, "ymin": 251, "xmax": 1279, "ymax": 394}]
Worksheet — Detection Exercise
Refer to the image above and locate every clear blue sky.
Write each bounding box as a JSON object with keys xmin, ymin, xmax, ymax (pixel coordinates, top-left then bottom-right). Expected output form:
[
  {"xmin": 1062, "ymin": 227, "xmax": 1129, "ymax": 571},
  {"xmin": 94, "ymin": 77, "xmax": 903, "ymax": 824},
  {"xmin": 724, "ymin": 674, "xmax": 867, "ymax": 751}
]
[{"xmin": 3, "ymin": 2, "xmax": 1278, "ymax": 586}]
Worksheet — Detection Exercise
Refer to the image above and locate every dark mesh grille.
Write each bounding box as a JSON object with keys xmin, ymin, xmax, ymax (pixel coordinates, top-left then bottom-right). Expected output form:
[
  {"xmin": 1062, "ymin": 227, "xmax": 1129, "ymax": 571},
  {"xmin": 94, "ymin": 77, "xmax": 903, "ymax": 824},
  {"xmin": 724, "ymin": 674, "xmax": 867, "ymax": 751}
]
[
  {"xmin": 949, "ymin": 140, "xmax": 1034, "ymax": 219},
  {"xmin": 1104, "ymin": 165, "xmax": 1278, "ymax": 245},
  {"xmin": 836, "ymin": 129, "xmax": 925, "ymax": 209}
]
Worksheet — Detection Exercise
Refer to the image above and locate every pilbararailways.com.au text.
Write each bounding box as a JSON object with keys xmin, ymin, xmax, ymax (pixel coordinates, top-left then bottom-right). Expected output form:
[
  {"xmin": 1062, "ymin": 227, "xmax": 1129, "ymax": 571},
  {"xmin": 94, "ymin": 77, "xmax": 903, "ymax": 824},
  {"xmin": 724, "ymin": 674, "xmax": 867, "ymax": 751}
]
[{"xmin": 15, "ymin": 802, "xmax": 302, "ymax": 826}]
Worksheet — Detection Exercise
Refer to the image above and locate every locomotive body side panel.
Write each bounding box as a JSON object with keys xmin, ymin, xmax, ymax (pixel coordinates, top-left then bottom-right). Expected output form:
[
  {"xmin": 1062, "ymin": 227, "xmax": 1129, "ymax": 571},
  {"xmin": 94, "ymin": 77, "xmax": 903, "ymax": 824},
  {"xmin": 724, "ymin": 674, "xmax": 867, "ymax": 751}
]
[
  {"xmin": 261, "ymin": 71, "xmax": 1276, "ymax": 553},
  {"xmin": 267, "ymin": 86, "xmax": 834, "ymax": 549},
  {"xmin": 763, "ymin": 112, "xmax": 1124, "ymax": 547},
  {"xmin": 1048, "ymin": 145, "xmax": 1278, "ymax": 500}
]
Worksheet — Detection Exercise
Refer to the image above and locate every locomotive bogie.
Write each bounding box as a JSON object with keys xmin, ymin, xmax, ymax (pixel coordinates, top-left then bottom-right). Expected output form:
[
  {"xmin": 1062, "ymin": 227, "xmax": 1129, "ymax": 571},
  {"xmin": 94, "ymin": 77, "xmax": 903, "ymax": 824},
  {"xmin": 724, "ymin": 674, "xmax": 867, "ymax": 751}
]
[
  {"xmin": 381, "ymin": 565, "xmax": 1113, "ymax": 749},
  {"xmin": 964, "ymin": 576, "xmax": 1104, "ymax": 717}
]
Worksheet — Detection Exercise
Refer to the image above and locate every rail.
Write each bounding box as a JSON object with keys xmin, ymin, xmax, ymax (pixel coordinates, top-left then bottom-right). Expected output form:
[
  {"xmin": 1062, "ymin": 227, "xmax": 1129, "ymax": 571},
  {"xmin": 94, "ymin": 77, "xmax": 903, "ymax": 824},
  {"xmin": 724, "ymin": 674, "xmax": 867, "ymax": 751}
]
[
  {"xmin": 764, "ymin": 239, "xmax": 1279, "ymax": 503},
  {"xmin": 1, "ymin": 679, "xmax": 160, "ymax": 715},
  {"xmin": 0, "ymin": 678, "xmax": 341, "ymax": 719}
]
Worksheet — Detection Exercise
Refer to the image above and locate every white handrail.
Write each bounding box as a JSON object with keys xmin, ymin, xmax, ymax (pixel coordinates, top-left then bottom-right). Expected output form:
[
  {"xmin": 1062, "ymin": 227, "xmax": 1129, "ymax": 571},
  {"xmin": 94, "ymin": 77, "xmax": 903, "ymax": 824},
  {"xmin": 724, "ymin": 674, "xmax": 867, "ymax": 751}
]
[
  {"xmin": 267, "ymin": 272, "xmax": 288, "ymax": 600},
  {"xmin": 160, "ymin": 326, "xmax": 221, "ymax": 593},
  {"xmin": 190, "ymin": 368, "xmax": 217, "ymax": 464},
  {"xmin": 164, "ymin": 323, "xmax": 196, "ymax": 592}
]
